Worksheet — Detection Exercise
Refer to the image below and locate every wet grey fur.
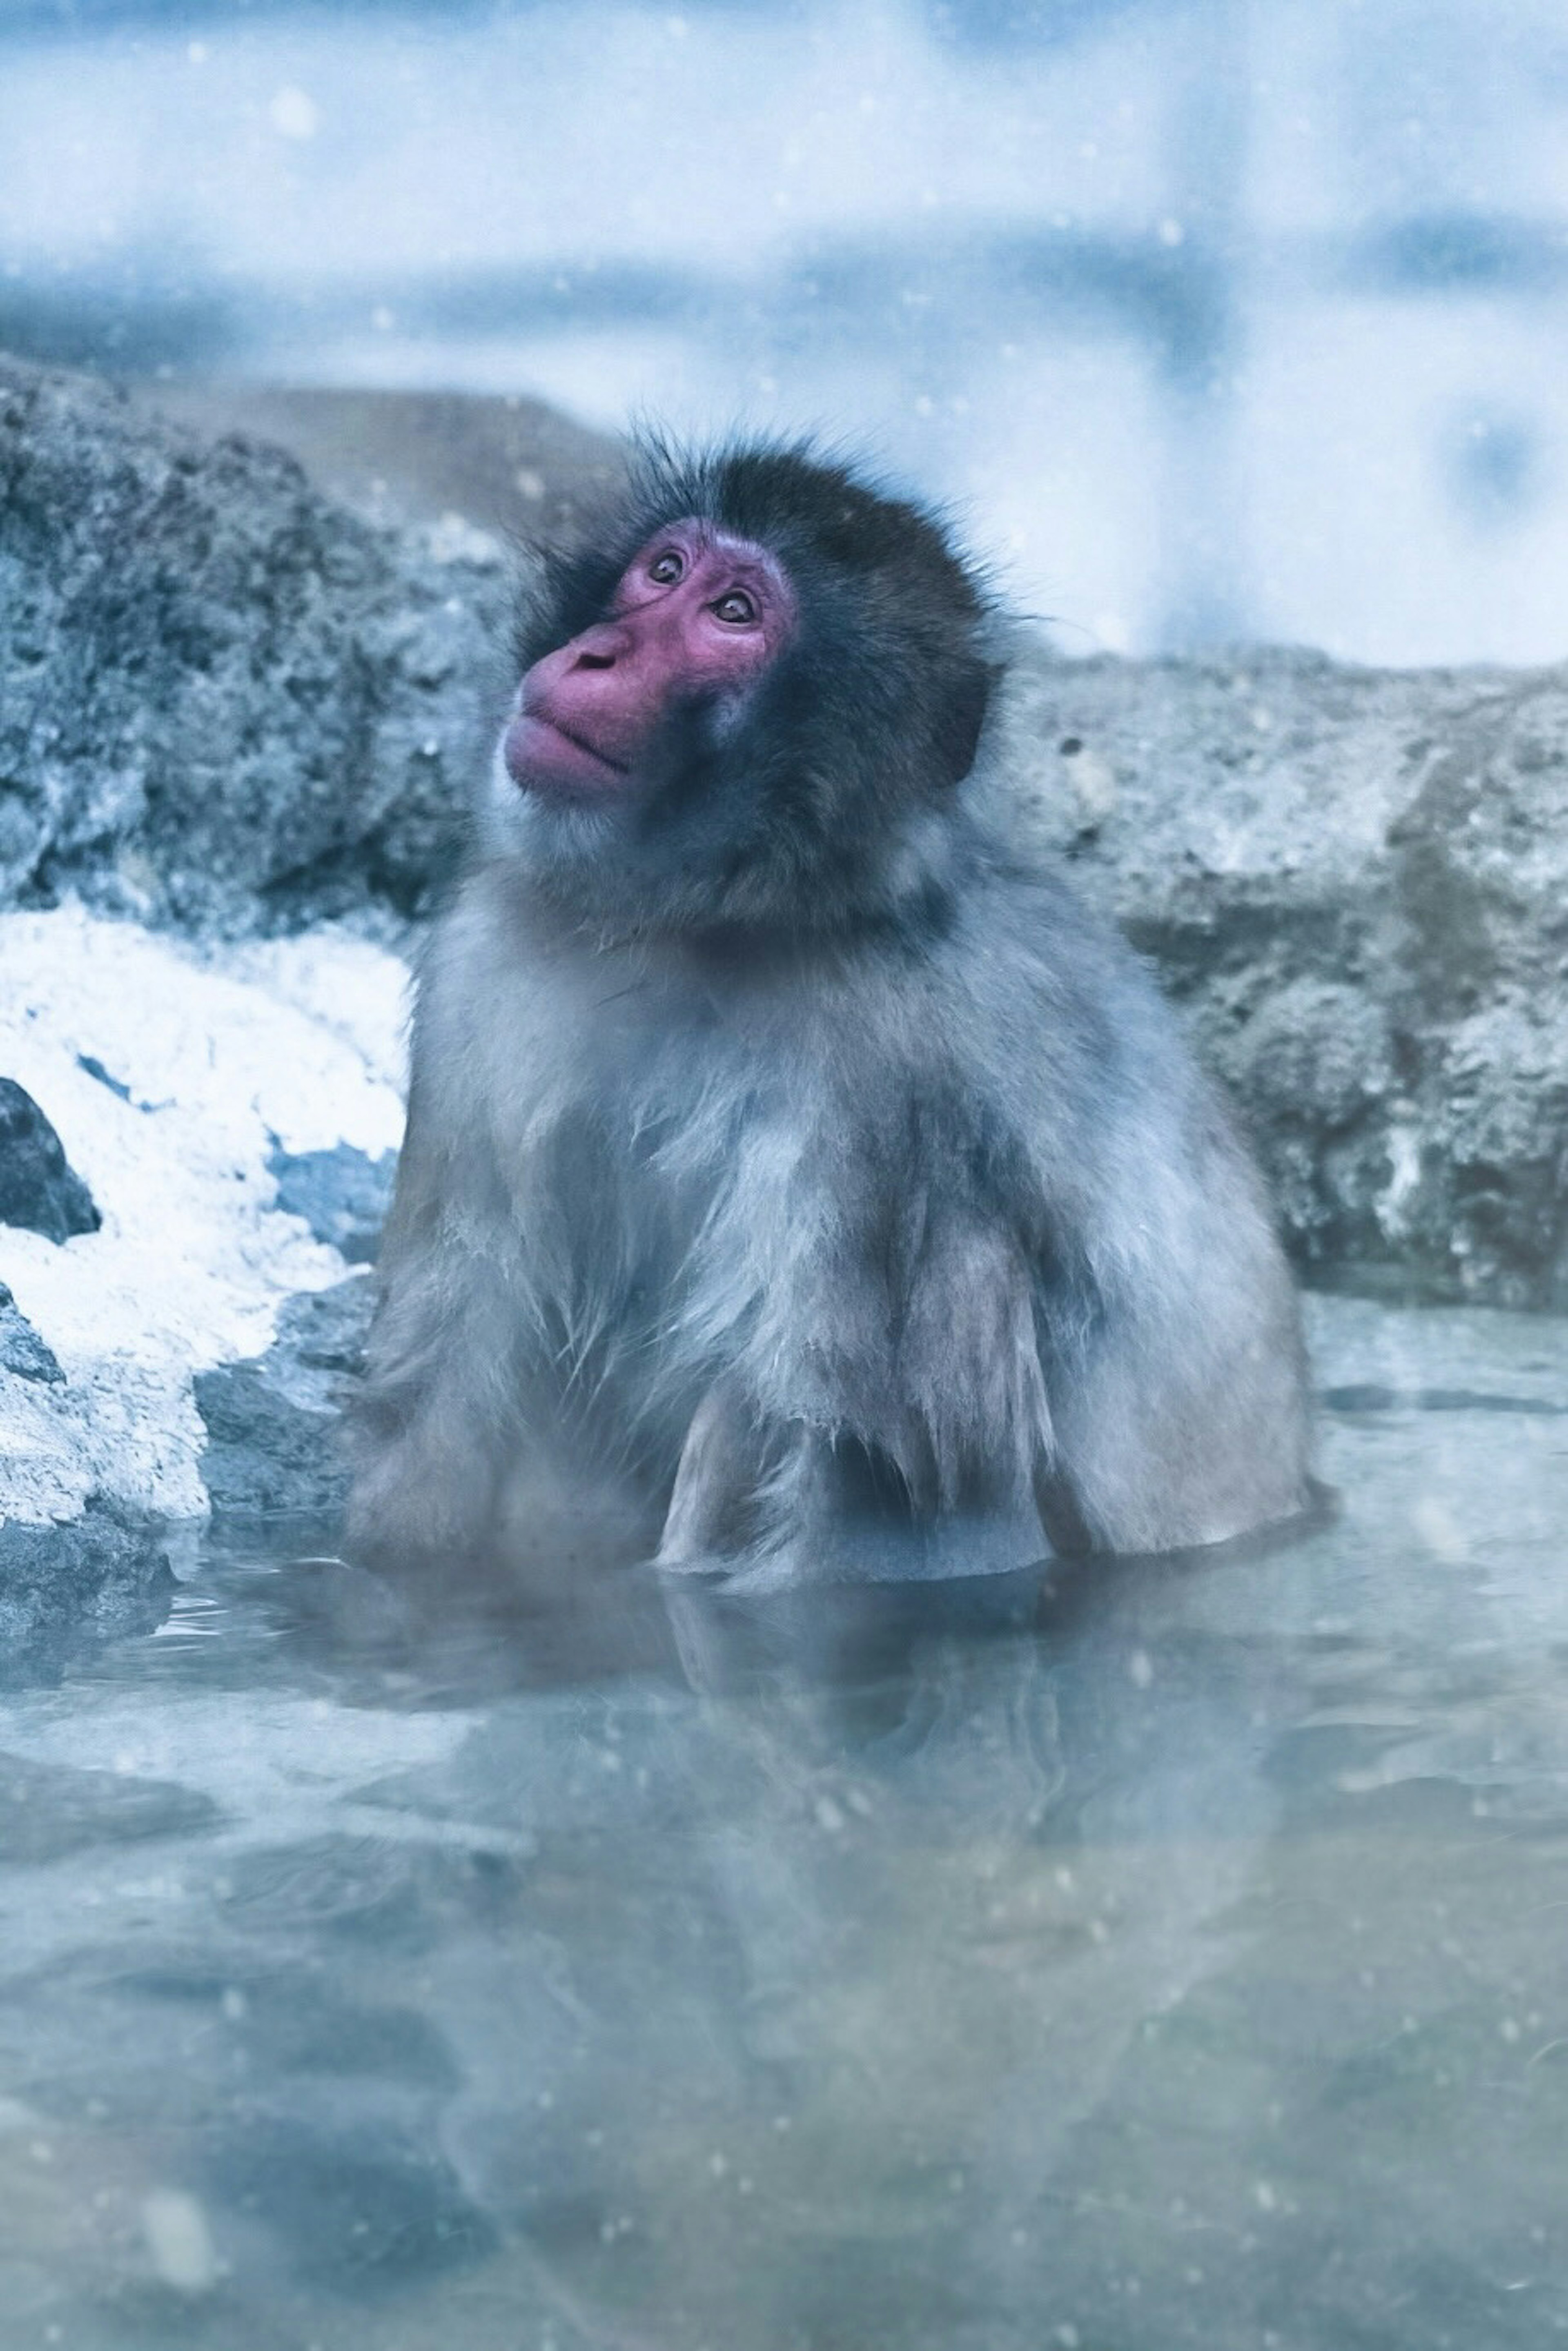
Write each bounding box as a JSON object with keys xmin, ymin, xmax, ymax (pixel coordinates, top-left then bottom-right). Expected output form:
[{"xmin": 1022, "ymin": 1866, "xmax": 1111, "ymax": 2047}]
[{"xmin": 349, "ymin": 445, "xmax": 1310, "ymax": 1586}]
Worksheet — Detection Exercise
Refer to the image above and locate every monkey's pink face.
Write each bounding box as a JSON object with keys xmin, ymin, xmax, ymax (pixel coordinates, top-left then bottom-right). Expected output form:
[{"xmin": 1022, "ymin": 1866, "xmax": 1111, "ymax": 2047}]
[{"xmin": 504, "ymin": 521, "xmax": 797, "ymax": 797}]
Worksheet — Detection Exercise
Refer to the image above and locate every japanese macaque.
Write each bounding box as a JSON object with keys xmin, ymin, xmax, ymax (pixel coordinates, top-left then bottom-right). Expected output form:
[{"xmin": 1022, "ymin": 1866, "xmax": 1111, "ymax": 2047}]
[{"xmin": 347, "ymin": 441, "xmax": 1311, "ymax": 1587}]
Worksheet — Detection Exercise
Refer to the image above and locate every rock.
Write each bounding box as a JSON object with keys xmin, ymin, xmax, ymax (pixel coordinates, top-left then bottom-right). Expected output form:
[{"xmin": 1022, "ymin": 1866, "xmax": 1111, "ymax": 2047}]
[
  {"xmin": 266, "ymin": 1140, "xmax": 397, "ymax": 1265},
  {"xmin": 0, "ymin": 1078, "xmax": 100, "ymax": 1242},
  {"xmin": 195, "ymin": 1274, "xmax": 375, "ymax": 1518},
  {"xmin": 0, "ymin": 1501, "xmax": 175, "ymax": 1687},
  {"xmin": 0, "ymin": 1279, "xmax": 63, "ymax": 1383},
  {"xmin": 993, "ymin": 646, "xmax": 1568, "ymax": 1307},
  {"xmin": 0, "ymin": 351, "xmax": 508, "ymax": 935}
]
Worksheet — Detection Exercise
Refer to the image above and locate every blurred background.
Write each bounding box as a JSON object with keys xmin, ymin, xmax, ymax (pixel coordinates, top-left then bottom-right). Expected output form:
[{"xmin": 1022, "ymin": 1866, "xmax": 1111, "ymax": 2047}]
[{"xmin": 3, "ymin": 0, "xmax": 1568, "ymax": 663}]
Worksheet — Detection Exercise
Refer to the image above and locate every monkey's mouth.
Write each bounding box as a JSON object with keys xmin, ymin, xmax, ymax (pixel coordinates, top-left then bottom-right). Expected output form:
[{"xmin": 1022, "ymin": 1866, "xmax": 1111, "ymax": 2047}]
[{"xmin": 504, "ymin": 710, "xmax": 631, "ymax": 793}]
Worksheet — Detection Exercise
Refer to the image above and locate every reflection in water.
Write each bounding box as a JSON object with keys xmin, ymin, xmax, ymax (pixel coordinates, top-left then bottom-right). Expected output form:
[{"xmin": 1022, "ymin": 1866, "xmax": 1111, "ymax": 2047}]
[{"xmin": 0, "ymin": 1295, "xmax": 1566, "ymax": 2346}]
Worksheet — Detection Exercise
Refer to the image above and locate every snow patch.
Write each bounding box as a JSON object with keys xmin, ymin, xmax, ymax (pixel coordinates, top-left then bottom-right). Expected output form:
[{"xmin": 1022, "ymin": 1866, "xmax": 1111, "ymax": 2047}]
[{"xmin": 0, "ymin": 906, "xmax": 408, "ymax": 1527}]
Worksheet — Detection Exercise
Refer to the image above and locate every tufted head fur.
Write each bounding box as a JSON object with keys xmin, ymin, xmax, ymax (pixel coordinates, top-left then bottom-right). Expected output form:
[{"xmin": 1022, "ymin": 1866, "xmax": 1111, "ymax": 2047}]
[{"xmin": 483, "ymin": 440, "xmax": 999, "ymax": 942}]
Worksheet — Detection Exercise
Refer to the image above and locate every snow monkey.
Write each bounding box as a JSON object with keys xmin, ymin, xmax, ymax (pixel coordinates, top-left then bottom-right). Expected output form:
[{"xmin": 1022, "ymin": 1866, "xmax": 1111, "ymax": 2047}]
[{"xmin": 347, "ymin": 440, "xmax": 1311, "ymax": 1586}]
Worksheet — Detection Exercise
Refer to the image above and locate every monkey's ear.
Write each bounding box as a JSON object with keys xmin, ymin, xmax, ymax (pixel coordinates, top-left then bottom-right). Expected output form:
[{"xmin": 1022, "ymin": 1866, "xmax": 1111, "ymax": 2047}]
[{"xmin": 936, "ymin": 660, "xmax": 1001, "ymax": 788}]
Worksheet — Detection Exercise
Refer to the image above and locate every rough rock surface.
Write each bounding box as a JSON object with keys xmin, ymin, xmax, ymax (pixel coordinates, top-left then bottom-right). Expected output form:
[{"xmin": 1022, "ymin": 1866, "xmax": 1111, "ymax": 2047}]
[
  {"xmin": 0, "ymin": 1503, "xmax": 175, "ymax": 1686},
  {"xmin": 196, "ymin": 1273, "xmax": 374, "ymax": 1518},
  {"xmin": 265, "ymin": 1142, "xmax": 397, "ymax": 1266},
  {"xmin": 0, "ymin": 1078, "xmax": 100, "ymax": 1242},
  {"xmin": 991, "ymin": 652, "xmax": 1568, "ymax": 1307},
  {"xmin": 0, "ymin": 352, "xmax": 509, "ymax": 935},
  {"xmin": 0, "ymin": 1280, "xmax": 62, "ymax": 1385}
]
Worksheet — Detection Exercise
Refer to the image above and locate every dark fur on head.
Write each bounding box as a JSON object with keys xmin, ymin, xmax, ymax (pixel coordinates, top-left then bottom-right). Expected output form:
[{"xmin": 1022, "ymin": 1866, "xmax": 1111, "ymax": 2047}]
[{"xmin": 495, "ymin": 439, "xmax": 998, "ymax": 940}]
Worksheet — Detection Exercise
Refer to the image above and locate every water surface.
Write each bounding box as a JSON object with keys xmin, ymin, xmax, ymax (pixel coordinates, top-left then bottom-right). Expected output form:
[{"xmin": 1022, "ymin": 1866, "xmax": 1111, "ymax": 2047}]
[{"xmin": 1, "ymin": 1293, "xmax": 1566, "ymax": 2348}]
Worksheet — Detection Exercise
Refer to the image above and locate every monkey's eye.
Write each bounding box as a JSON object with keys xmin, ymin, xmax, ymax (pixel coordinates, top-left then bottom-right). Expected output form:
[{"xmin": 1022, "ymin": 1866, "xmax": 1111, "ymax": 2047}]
[
  {"xmin": 713, "ymin": 589, "xmax": 759, "ymax": 626},
  {"xmin": 648, "ymin": 549, "xmax": 685, "ymax": 584}
]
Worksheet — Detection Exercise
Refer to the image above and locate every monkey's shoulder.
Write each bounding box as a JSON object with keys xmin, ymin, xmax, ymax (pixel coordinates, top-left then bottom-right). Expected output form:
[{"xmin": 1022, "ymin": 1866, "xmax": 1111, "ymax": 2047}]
[{"xmin": 909, "ymin": 841, "xmax": 1196, "ymax": 1091}]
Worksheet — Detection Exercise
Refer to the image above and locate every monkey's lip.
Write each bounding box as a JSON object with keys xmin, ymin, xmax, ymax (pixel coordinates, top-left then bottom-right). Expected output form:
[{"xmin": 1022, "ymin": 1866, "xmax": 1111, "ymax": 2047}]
[{"xmin": 504, "ymin": 710, "xmax": 630, "ymax": 792}]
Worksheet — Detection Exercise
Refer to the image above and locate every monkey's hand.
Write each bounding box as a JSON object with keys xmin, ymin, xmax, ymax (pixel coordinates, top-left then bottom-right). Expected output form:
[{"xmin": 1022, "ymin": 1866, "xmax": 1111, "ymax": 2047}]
[{"xmin": 654, "ymin": 1378, "xmax": 765, "ymax": 1574}]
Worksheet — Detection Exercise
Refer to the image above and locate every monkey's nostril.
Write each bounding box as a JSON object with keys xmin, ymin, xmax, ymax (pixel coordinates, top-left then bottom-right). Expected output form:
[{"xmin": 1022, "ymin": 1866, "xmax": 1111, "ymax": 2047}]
[{"xmin": 574, "ymin": 649, "xmax": 616, "ymax": 671}]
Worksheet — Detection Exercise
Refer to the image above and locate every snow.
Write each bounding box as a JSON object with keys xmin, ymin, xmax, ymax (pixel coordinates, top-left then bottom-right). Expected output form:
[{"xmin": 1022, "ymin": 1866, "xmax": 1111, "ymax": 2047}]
[{"xmin": 0, "ymin": 905, "xmax": 408, "ymax": 1528}]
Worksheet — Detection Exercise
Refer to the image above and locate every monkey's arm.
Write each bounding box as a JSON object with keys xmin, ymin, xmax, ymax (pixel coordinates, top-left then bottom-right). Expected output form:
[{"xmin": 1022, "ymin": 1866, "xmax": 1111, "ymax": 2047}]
[
  {"xmin": 656, "ymin": 1209, "xmax": 1059, "ymax": 1581},
  {"xmin": 1025, "ymin": 1085, "xmax": 1313, "ymax": 1557},
  {"xmin": 345, "ymin": 1071, "xmax": 528, "ymax": 1568}
]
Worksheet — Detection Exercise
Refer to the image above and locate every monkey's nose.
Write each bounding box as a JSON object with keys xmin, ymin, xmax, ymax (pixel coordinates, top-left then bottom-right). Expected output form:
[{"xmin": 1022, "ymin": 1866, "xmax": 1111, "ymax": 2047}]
[{"xmin": 564, "ymin": 621, "xmax": 628, "ymax": 671}]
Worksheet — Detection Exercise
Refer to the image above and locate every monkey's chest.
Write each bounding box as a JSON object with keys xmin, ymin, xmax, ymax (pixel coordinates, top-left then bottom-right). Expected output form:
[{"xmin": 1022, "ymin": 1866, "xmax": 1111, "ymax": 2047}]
[{"xmin": 547, "ymin": 1044, "xmax": 799, "ymax": 1342}]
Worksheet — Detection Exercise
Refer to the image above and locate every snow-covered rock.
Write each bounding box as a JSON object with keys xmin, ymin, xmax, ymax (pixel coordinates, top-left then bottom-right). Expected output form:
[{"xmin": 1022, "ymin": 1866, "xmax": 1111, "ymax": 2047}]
[{"xmin": 0, "ymin": 904, "xmax": 407, "ymax": 1531}]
